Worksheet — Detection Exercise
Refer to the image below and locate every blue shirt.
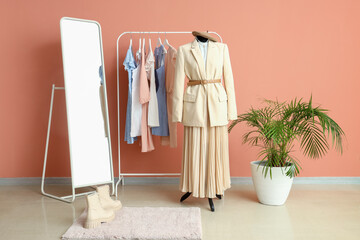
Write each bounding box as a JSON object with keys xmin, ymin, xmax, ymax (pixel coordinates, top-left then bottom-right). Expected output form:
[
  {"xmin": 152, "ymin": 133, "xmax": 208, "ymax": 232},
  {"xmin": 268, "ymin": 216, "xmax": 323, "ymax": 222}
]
[{"xmin": 123, "ymin": 46, "xmax": 138, "ymax": 144}]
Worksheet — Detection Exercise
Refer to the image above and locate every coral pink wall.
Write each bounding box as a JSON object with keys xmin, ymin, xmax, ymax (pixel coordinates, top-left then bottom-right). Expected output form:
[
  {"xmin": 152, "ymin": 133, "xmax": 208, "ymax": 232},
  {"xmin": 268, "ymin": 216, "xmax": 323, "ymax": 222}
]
[{"xmin": 1, "ymin": 0, "xmax": 359, "ymax": 178}]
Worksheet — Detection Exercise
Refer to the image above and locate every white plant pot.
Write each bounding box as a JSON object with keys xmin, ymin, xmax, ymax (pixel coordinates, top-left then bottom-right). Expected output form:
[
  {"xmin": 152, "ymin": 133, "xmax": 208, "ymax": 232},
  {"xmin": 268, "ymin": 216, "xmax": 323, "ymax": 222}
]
[{"xmin": 250, "ymin": 160, "xmax": 294, "ymax": 206}]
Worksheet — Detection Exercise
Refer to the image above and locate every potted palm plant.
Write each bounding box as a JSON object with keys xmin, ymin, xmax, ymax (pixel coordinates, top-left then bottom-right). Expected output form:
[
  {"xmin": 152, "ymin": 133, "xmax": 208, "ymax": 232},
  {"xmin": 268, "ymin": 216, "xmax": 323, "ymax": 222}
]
[{"xmin": 228, "ymin": 96, "xmax": 345, "ymax": 205}]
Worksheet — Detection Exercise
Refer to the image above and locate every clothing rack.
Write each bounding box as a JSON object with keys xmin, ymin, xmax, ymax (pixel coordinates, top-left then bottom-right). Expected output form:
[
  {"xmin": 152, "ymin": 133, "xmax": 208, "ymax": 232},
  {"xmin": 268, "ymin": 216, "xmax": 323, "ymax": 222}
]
[{"xmin": 115, "ymin": 31, "xmax": 223, "ymax": 195}]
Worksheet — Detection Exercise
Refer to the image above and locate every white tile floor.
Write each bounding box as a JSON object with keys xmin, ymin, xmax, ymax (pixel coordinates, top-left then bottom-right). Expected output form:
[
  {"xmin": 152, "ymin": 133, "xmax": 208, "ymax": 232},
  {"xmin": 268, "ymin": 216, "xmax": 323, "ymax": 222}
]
[{"xmin": 0, "ymin": 184, "xmax": 359, "ymax": 240}]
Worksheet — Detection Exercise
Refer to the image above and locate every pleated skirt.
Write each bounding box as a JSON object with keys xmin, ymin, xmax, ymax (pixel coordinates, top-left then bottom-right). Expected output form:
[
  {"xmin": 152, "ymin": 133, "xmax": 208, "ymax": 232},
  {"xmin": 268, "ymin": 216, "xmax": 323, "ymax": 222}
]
[{"xmin": 180, "ymin": 119, "xmax": 231, "ymax": 198}]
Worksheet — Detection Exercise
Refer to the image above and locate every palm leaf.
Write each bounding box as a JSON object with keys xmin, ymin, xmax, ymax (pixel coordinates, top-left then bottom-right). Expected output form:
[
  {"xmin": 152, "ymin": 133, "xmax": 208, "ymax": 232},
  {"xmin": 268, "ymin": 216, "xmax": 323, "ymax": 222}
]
[{"xmin": 228, "ymin": 96, "xmax": 345, "ymax": 178}]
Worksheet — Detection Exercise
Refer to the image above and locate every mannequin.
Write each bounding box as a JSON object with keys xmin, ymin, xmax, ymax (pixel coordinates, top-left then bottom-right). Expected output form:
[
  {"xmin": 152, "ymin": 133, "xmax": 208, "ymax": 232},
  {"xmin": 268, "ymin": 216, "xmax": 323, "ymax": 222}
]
[
  {"xmin": 195, "ymin": 35, "xmax": 208, "ymax": 43},
  {"xmin": 179, "ymin": 33, "xmax": 222, "ymax": 212}
]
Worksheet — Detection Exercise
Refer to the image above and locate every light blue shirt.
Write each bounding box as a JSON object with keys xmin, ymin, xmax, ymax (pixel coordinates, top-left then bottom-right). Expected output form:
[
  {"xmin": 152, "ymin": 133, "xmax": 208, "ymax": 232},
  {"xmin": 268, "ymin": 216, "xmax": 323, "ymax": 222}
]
[
  {"xmin": 123, "ymin": 46, "xmax": 137, "ymax": 144},
  {"xmin": 99, "ymin": 65, "xmax": 104, "ymax": 85}
]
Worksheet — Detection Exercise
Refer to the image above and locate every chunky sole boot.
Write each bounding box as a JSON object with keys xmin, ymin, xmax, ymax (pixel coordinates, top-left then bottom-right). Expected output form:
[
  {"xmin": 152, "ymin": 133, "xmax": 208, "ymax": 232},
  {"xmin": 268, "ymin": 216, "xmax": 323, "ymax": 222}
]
[
  {"xmin": 84, "ymin": 213, "xmax": 115, "ymax": 229},
  {"xmin": 96, "ymin": 185, "xmax": 122, "ymax": 211},
  {"xmin": 84, "ymin": 193, "xmax": 115, "ymax": 229}
]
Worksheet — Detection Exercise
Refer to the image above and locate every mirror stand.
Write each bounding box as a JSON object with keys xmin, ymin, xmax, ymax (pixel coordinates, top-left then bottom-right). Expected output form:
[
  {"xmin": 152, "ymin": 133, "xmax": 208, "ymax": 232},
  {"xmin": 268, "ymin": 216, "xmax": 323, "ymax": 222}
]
[{"xmin": 41, "ymin": 84, "xmax": 115, "ymax": 203}]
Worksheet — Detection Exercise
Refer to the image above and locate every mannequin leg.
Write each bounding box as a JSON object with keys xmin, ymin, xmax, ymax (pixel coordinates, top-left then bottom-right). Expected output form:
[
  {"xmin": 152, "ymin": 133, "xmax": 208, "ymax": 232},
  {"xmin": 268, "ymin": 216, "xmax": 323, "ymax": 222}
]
[
  {"xmin": 216, "ymin": 194, "xmax": 222, "ymax": 200},
  {"xmin": 208, "ymin": 198, "xmax": 215, "ymax": 212},
  {"xmin": 180, "ymin": 192, "xmax": 192, "ymax": 202}
]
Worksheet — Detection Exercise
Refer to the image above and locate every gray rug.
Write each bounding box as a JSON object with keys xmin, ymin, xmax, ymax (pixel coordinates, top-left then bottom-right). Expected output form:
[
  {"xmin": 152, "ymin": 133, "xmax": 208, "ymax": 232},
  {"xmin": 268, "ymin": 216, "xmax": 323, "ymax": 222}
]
[{"xmin": 62, "ymin": 207, "xmax": 202, "ymax": 240}]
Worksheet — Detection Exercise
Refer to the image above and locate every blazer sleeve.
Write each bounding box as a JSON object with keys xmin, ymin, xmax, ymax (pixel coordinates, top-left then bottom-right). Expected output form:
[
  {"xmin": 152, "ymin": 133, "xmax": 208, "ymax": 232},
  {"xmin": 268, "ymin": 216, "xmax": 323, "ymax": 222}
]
[
  {"xmin": 223, "ymin": 44, "xmax": 238, "ymax": 120},
  {"xmin": 172, "ymin": 46, "xmax": 185, "ymax": 123}
]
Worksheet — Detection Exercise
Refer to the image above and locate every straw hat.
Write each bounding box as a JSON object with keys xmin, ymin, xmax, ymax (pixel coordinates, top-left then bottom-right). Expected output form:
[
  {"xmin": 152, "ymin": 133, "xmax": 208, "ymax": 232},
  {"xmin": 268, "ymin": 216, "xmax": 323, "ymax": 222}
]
[{"xmin": 192, "ymin": 31, "xmax": 217, "ymax": 42}]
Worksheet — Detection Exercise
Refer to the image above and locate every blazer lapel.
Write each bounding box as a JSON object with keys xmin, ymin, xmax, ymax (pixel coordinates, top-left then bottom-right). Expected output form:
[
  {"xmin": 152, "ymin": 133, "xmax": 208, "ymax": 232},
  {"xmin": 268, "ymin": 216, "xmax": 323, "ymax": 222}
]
[{"xmin": 190, "ymin": 39, "xmax": 205, "ymax": 79}]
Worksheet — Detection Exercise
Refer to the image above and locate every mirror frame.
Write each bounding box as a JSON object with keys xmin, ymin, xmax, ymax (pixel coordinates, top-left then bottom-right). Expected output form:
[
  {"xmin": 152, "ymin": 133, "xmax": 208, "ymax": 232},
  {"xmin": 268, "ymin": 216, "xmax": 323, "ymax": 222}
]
[{"xmin": 59, "ymin": 17, "xmax": 114, "ymax": 190}]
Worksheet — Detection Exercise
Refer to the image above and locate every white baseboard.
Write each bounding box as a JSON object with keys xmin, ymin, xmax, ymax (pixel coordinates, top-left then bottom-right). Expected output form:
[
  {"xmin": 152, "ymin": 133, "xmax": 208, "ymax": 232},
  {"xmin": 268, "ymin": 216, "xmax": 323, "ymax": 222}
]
[
  {"xmin": 292, "ymin": 177, "xmax": 360, "ymax": 184},
  {"xmin": 0, "ymin": 177, "xmax": 359, "ymax": 185}
]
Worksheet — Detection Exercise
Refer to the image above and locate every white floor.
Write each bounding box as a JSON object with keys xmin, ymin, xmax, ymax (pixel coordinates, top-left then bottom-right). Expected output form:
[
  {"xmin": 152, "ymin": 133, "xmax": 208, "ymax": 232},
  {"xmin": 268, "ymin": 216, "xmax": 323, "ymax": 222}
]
[{"xmin": 0, "ymin": 184, "xmax": 359, "ymax": 240}]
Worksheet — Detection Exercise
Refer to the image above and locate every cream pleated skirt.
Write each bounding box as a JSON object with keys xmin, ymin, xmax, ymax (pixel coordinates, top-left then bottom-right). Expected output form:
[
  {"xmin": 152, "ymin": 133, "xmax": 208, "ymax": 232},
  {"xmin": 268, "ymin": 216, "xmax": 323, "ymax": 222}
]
[{"xmin": 180, "ymin": 118, "xmax": 231, "ymax": 198}]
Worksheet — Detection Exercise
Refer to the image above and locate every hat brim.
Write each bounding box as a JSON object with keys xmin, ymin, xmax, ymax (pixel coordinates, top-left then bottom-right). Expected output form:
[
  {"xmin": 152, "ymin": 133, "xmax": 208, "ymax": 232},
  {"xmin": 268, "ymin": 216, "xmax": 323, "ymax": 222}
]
[{"xmin": 192, "ymin": 31, "xmax": 218, "ymax": 42}]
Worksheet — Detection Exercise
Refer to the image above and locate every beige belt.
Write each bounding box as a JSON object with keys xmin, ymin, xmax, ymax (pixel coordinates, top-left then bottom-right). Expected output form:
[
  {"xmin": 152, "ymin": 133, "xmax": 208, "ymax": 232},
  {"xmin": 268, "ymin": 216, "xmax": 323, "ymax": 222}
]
[{"xmin": 187, "ymin": 79, "xmax": 221, "ymax": 86}]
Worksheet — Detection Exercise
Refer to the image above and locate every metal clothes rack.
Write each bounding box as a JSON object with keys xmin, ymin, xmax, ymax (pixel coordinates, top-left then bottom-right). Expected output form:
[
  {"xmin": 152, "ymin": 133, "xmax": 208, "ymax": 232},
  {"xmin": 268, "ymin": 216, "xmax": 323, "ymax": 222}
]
[{"xmin": 115, "ymin": 31, "xmax": 223, "ymax": 194}]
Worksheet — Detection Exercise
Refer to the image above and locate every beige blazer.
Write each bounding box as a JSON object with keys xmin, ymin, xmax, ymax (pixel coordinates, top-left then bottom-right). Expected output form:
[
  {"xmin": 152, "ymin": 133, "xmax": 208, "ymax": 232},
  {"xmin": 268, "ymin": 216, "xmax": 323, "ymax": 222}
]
[{"xmin": 172, "ymin": 39, "xmax": 237, "ymax": 127}]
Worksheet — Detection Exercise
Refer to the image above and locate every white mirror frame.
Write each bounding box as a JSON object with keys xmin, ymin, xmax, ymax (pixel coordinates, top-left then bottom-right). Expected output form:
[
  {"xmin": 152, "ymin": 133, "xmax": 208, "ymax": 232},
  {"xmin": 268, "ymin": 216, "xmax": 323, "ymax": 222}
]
[{"xmin": 41, "ymin": 17, "xmax": 114, "ymax": 203}]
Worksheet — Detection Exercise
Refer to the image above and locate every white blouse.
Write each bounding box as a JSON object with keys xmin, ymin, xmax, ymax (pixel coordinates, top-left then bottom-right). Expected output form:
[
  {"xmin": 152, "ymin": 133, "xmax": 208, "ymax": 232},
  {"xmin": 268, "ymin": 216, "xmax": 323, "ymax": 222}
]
[
  {"xmin": 146, "ymin": 39, "xmax": 160, "ymax": 127},
  {"xmin": 197, "ymin": 40, "xmax": 209, "ymax": 70},
  {"xmin": 130, "ymin": 49, "xmax": 143, "ymax": 137}
]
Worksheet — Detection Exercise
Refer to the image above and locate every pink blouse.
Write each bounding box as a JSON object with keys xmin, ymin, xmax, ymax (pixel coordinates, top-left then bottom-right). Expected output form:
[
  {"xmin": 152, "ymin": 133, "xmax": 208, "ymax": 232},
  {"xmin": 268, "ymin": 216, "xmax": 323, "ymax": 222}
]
[{"xmin": 139, "ymin": 39, "xmax": 154, "ymax": 152}]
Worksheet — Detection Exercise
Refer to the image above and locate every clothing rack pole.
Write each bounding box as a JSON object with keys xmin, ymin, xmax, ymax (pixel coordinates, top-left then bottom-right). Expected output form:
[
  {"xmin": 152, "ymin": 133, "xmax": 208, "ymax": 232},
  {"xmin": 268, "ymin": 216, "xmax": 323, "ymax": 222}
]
[{"xmin": 115, "ymin": 31, "xmax": 223, "ymax": 196}]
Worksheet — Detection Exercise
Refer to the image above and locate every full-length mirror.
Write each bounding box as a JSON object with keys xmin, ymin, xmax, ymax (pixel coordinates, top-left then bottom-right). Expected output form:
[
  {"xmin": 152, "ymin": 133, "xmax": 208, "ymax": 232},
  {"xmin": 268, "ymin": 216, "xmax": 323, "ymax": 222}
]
[{"xmin": 60, "ymin": 17, "xmax": 113, "ymax": 188}]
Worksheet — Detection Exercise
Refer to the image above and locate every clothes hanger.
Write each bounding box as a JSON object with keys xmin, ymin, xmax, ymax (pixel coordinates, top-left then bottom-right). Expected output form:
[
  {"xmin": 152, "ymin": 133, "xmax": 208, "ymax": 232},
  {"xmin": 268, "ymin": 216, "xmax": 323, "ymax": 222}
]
[
  {"xmin": 129, "ymin": 32, "xmax": 132, "ymax": 48},
  {"xmin": 148, "ymin": 34, "xmax": 152, "ymax": 52},
  {"xmin": 163, "ymin": 32, "xmax": 173, "ymax": 49},
  {"xmin": 156, "ymin": 32, "xmax": 162, "ymax": 48},
  {"xmin": 143, "ymin": 36, "xmax": 146, "ymax": 54}
]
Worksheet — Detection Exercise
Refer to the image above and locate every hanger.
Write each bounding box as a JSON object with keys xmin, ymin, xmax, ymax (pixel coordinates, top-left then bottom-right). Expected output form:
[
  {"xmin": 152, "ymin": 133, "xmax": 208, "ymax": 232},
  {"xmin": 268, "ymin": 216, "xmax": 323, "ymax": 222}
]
[
  {"xmin": 147, "ymin": 32, "xmax": 151, "ymax": 51},
  {"xmin": 143, "ymin": 37, "xmax": 146, "ymax": 54},
  {"xmin": 163, "ymin": 32, "xmax": 173, "ymax": 49},
  {"xmin": 129, "ymin": 32, "xmax": 132, "ymax": 47},
  {"xmin": 156, "ymin": 32, "xmax": 162, "ymax": 47},
  {"xmin": 148, "ymin": 37, "xmax": 152, "ymax": 52}
]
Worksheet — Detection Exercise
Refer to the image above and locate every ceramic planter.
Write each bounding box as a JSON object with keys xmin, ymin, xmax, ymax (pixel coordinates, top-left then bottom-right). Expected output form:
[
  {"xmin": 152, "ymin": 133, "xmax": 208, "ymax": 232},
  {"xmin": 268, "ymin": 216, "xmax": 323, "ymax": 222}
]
[{"xmin": 250, "ymin": 160, "xmax": 294, "ymax": 205}]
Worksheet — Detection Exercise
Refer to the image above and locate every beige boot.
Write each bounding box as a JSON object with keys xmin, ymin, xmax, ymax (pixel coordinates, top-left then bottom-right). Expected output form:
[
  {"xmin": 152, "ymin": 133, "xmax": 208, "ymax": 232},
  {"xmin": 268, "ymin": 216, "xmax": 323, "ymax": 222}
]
[
  {"xmin": 84, "ymin": 192, "xmax": 115, "ymax": 229},
  {"xmin": 96, "ymin": 185, "xmax": 122, "ymax": 211}
]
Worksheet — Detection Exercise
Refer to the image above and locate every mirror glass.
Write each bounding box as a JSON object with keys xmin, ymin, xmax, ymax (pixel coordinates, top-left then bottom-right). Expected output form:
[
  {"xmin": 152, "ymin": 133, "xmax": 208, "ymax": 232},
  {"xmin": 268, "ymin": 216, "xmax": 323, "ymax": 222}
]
[{"xmin": 60, "ymin": 17, "xmax": 112, "ymax": 187}]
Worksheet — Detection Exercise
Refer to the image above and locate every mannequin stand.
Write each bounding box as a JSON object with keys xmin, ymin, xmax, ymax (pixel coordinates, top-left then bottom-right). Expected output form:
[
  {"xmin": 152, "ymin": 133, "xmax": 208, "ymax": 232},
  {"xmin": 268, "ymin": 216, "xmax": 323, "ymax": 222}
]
[{"xmin": 180, "ymin": 192, "xmax": 222, "ymax": 212}]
